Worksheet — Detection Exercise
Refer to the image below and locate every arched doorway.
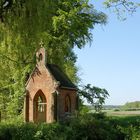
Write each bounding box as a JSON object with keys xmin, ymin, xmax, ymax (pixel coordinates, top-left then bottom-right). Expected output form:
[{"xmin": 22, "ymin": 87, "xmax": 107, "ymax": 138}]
[{"xmin": 33, "ymin": 90, "xmax": 47, "ymax": 123}]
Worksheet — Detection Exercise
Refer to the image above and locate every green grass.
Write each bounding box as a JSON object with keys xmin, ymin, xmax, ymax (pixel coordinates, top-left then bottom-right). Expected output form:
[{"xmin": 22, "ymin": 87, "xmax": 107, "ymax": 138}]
[
  {"xmin": 103, "ymin": 110, "xmax": 140, "ymax": 117},
  {"xmin": 90, "ymin": 109, "xmax": 140, "ymax": 117}
]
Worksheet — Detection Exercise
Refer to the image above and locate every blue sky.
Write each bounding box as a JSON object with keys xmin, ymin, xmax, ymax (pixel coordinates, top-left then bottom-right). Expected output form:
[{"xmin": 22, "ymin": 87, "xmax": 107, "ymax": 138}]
[{"xmin": 74, "ymin": 0, "xmax": 140, "ymax": 105}]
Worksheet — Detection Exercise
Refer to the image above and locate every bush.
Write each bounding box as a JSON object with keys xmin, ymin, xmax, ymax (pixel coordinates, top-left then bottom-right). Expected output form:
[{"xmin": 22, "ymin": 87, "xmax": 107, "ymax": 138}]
[
  {"xmin": 0, "ymin": 114, "xmax": 140, "ymax": 140},
  {"xmin": 113, "ymin": 109, "xmax": 120, "ymax": 111}
]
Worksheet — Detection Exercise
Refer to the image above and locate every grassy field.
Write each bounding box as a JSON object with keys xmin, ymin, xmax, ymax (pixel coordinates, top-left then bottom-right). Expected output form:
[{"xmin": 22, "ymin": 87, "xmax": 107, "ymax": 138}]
[
  {"xmin": 103, "ymin": 110, "xmax": 140, "ymax": 117},
  {"xmin": 90, "ymin": 108, "xmax": 140, "ymax": 117}
]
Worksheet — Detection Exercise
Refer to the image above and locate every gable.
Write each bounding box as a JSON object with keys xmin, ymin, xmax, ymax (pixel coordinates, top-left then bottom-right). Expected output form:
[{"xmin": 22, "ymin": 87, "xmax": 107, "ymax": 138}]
[
  {"xmin": 26, "ymin": 65, "xmax": 58, "ymax": 93},
  {"xmin": 26, "ymin": 47, "xmax": 77, "ymax": 91}
]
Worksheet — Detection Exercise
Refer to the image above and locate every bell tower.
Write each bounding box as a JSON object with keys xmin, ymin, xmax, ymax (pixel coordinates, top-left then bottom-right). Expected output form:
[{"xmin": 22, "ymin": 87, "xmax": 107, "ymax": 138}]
[{"xmin": 36, "ymin": 41, "xmax": 47, "ymax": 66}]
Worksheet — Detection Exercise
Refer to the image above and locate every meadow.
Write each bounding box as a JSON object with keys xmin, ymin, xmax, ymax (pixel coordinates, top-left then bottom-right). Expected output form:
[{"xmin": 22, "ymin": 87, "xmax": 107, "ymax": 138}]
[{"xmin": 103, "ymin": 110, "xmax": 140, "ymax": 117}]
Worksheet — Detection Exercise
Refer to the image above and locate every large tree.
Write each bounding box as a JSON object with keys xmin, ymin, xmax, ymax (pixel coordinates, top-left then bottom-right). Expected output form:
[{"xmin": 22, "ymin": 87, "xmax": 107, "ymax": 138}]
[
  {"xmin": 0, "ymin": 0, "xmax": 139, "ymax": 119},
  {"xmin": 0, "ymin": 0, "xmax": 107, "ymax": 119}
]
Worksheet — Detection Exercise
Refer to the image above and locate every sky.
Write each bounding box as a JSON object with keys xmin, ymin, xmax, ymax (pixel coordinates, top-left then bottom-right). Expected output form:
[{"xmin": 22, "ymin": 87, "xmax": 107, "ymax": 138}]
[{"xmin": 74, "ymin": 0, "xmax": 140, "ymax": 105}]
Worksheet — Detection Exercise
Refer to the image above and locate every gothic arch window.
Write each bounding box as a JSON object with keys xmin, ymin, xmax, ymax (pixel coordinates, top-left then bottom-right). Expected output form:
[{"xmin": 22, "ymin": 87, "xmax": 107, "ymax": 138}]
[
  {"xmin": 33, "ymin": 90, "xmax": 46, "ymax": 122},
  {"xmin": 65, "ymin": 95, "xmax": 71, "ymax": 113}
]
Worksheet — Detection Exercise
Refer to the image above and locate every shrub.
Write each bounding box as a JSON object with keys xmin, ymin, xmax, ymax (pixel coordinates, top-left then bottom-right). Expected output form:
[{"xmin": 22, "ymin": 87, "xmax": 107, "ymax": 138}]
[
  {"xmin": 0, "ymin": 114, "xmax": 140, "ymax": 140},
  {"xmin": 114, "ymin": 109, "xmax": 120, "ymax": 111}
]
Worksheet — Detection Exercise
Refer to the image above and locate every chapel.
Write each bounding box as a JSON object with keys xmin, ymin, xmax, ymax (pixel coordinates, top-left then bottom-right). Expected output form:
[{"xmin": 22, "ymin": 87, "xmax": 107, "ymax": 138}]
[{"xmin": 24, "ymin": 47, "xmax": 77, "ymax": 123}]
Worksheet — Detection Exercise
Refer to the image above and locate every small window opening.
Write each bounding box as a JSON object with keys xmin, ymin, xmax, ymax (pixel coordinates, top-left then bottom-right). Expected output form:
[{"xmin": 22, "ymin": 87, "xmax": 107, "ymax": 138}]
[{"xmin": 39, "ymin": 53, "xmax": 43, "ymax": 61}]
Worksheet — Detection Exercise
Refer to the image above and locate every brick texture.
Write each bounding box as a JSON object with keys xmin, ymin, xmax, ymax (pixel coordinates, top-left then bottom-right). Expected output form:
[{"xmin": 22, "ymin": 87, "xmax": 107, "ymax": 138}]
[{"xmin": 24, "ymin": 48, "xmax": 77, "ymax": 123}]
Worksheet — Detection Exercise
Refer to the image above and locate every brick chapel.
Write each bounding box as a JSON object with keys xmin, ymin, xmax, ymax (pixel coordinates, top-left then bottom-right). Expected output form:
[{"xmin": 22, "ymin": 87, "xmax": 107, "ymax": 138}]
[{"xmin": 24, "ymin": 47, "xmax": 77, "ymax": 123}]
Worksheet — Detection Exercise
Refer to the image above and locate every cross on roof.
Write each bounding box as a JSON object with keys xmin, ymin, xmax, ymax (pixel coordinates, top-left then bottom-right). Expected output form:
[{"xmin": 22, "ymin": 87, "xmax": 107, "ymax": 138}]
[{"xmin": 39, "ymin": 40, "xmax": 44, "ymax": 48}]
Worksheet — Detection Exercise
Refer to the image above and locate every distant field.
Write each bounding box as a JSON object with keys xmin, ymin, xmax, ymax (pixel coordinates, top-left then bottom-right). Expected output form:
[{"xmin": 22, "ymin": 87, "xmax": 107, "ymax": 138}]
[
  {"xmin": 89, "ymin": 109, "xmax": 140, "ymax": 117},
  {"xmin": 103, "ymin": 110, "xmax": 140, "ymax": 117}
]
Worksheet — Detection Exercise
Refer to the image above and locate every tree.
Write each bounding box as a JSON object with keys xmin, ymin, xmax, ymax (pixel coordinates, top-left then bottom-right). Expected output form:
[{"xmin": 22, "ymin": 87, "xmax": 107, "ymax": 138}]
[
  {"xmin": 123, "ymin": 101, "xmax": 140, "ymax": 110},
  {"xmin": 0, "ymin": 0, "xmax": 139, "ymax": 21},
  {"xmin": 0, "ymin": 0, "xmax": 107, "ymax": 119},
  {"xmin": 103, "ymin": 0, "xmax": 140, "ymax": 20},
  {"xmin": 78, "ymin": 84, "xmax": 109, "ymax": 112},
  {"xmin": 0, "ymin": 0, "xmax": 138, "ymax": 120}
]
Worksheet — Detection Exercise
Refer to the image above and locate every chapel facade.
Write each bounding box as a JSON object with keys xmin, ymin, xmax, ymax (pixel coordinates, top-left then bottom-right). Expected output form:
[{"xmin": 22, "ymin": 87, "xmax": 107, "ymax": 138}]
[{"xmin": 24, "ymin": 48, "xmax": 77, "ymax": 123}]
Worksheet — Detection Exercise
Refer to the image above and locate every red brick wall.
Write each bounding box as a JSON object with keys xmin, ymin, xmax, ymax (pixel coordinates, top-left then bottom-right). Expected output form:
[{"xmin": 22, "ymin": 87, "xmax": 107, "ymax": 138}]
[
  {"xmin": 25, "ymin": 64, "xmax": 58, "ymax": 123},
  {"xmin": 25, "ymin": 48, "xmax": 77, "ymax": 123},
  {"xmin": 57, "ymin": 88, "xmax": 77, "ymax": 120}
]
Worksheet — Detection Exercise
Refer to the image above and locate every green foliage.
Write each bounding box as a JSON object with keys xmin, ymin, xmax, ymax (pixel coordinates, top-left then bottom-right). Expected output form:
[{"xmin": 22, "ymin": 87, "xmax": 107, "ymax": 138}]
[
  {"xmin": 78, "ymin": 84, "xmax": 109, "ymax": 112},
  {"xmin": 122, "ymin": 101, "xmax": 140, "ymax": 110},
  {"xmin": 0, "ymin": 114, "xmax": 140, "ymax": 140},
  {"xmin": 79, "ymin": 105, "xmax": 90, "ymax": 115},
  {"xmin": 0, "ymin": 0, "xmax": 107, "ymax": 120},
  {"xmin": 108, "ymin": 116, "xmax": 140, "ymax": 139},
  {"xmin": 103, "ymin": 0, "xmax": 140, "ymax": 20}
]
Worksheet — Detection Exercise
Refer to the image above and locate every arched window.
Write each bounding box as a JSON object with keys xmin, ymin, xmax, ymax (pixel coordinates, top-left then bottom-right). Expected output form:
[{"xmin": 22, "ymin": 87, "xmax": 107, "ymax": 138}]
[
  {"xmin": 65, "ymin": 95, "xmax": 71, "ymax": 113},
  {"xmin": 38, "ymin": 95, "xmax": 44, "ymax": 112},
  {"xmin": 33, "ymin": 90, "xmax": 47, "ymax": 122},
  {"xmin": 39, "ymin": 53, "xmax": 43, "ymax": 61}
]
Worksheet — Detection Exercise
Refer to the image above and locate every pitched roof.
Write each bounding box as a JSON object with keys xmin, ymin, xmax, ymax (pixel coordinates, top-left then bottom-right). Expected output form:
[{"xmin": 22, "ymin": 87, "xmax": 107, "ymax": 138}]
[{"xmin": 47, "ymin": 64, "xmax": 77, "ymax": 90}]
